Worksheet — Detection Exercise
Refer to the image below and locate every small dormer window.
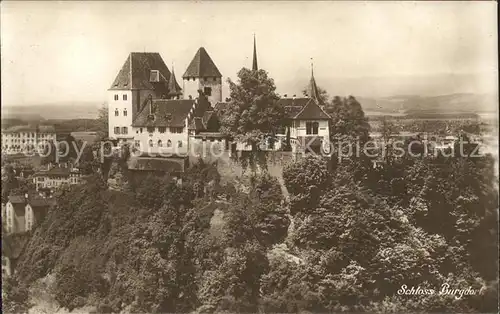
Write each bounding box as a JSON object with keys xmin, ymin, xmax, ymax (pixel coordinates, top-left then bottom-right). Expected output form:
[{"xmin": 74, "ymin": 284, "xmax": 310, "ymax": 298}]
[{"xmin": 150, "ymin": 70, "xmax": 160, "ymax": 82}]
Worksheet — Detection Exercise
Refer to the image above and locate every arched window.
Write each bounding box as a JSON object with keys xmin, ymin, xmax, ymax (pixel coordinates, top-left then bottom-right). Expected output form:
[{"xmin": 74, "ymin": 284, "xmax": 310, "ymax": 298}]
[
  {"xmin": 149, "ymin": 139, "xmax": 153, "ymax": 147},
  {"xmin": 158, "ymin": 140, "xmax": 162, "ymax": 147},
  {"xmin": 177, "ymin": 140, "xmax": 183, "ymax": 148},
  {"xmin": 167, "ymin": 140, "xmax": 172, "ymax": 147}
]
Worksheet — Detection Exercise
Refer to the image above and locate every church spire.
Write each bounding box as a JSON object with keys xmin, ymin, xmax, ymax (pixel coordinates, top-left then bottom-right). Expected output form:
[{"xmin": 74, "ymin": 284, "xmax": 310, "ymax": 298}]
[
  {"xmin": 252, "ymin": 33, "xmax": 258, "ymax": 71},
  {"xmin": 308, "ymin": 58, "xmax": 322, "ymax": 105}
]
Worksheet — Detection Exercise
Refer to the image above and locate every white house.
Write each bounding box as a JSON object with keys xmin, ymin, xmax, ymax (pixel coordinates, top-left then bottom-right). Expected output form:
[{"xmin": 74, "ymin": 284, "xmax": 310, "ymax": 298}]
[
  {"xmin": 33, "ymin": 164, "xmax": 82, "ymax": 192},
  {"xmin": 4, "ymin": 194, "xmax": 51, "ymax": 234},
  {"xmin": 276, "ymin": 69, "xmax": 331, "ymax": 154}
]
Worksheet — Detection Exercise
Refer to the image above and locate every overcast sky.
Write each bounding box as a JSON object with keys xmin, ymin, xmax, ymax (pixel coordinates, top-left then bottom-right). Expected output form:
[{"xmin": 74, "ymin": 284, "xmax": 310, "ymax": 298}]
[{"xmin": 1, "ymin": 1, "xmax": 497, "ymax": 106}]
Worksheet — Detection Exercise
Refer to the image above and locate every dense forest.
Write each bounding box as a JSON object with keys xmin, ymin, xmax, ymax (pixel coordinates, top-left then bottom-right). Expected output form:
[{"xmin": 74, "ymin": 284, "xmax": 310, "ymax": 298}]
[{"xmin": 3, "ymin": 145, "xmax": 498, "ymax": 313}]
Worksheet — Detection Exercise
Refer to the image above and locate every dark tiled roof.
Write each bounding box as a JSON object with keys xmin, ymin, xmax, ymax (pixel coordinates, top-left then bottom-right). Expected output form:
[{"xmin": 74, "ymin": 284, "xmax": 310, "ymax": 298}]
[
  {"xmin": 127, "ymin": 157, "xmax": 184, "ymax": 172},
  {"xmin": 8, "ymin": 195, "xmax": 25, "ymax": 204},
  {"xmin": 183, "ymin": 47, "xmax": 222, "ymax": 78},
  {"xmin": 278, "ymin": 97, "xmax": 330, "ymax": 120},
  {"xmin": 133, "ymin": 99, "xmax": 194, "ymax": 128},
  {"xmin": 294, "ymin": 99, "xmax": 331, "ymax": 120},
  {"xmin": 109, "ymin": 52, "xmax": 181, "ymax": 92},
  {"xmin": 29, "ymin": 196, "xmax": 51, "ymax": 208}
]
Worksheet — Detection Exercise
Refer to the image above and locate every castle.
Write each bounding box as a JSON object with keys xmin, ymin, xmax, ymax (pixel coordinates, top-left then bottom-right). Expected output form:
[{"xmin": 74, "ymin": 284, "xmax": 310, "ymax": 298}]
[{"xmin": 107, "ymin": 37, "xmax": 331, "ymax": 166}]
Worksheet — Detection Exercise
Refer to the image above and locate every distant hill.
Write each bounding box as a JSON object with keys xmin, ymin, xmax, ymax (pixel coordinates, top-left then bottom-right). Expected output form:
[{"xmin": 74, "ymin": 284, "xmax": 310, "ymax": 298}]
[
  {"xmin": 2, "ymin": 102, "xmax": 101, "ymax": 120},
  {"xmin": 358, "ymin": 93, "xmax": 497, "ymax": 116}
]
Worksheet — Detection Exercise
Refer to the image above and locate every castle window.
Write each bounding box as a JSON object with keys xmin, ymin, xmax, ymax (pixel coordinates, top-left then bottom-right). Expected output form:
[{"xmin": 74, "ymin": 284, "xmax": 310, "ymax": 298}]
[
  {"xmin": 123, "ymin": 109, "xmax": 127, "ymax": 116},
  {"xmin": 115, "ymin": 109, "xmax": 119, "ymax": 116},
  {"xmin": 204, "ymin": 87, "xmax": 212, "ymax": 96},
  {"xmin": 114, "ymin": 127, "xmax": 120, "ymax": 134},
  {"xmin": 306, "ymin": 122, "xmax": 319, "ymax": 135},
  {"xmin": 122, "ymin": 127, "xmax": 128, "ymax": 134},
  {"xmin": 123, "ymin": 94, "xmax": 127, "ymax": 101},
  {"xmin": 167, "ymin": 140, "xmax": 172, "ymax": 148},
  {"xmin": 149, "ymin": 70, "xmax": 160, "ymax": 82},
  {"xmin": 177, "ymin": 141, "xmax": 183, "ymax": 148},
  {"xmin": 170, "ymin": 127, "xmax": 183, "ymax": 134},
  {"xmin": 158, "ymin": 140, "xmax": 162, "ymax": 147},
  {"xmin": 114, "ymin": 94, "xmax": 119, "ymax": 101},
  {"xmin": 149, "ymin": 139, "xmax": 153, "ymax": 147},
  {"xmin": 134, "ymin": 140, "xmax": 140, "ymax": 147},
  {"xmin": 140, "ymin": 128, "xmax": 143, "ymax": 133},
  {"xmin": 159, "ymin": 127, "xmax": 166, "ymax": 133}
]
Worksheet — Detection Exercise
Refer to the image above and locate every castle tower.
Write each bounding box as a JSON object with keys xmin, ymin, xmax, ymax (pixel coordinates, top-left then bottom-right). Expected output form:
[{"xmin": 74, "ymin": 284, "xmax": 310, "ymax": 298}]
[
  {"xmin": 182, "ymin": 47, "xmax": 222, "ymax": 104},
  {"xmin": 108, "ymin": 52, "xmax": 176, "ymax": 142}
]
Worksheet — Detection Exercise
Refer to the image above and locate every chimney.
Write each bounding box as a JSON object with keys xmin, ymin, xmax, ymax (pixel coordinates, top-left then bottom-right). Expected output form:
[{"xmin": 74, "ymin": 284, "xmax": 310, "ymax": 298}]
[{"xmin": 148, "ymin": 95, "xmax": 154, "ymax": 114}]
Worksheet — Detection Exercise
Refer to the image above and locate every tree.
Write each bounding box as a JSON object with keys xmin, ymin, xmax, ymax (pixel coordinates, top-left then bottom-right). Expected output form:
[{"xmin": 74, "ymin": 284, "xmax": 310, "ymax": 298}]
[
  {"xmin": 380, "ymin": 116, "xmax": 399, "ymax": 143},
  {"xmin": 302, "ymin": 84, "xmax": 329, "ymax": 104},
  {"xmin": 283, "ymin": 155, "xmax": 332, "ymax": 215},
  {"xmin": 326, "ymin": 95, "xmax": 371, "ymax": 142},
  {"xmin": 96, "ymin": 103, "xmax": 109, "ymax": 139},
  {"xmin": 218, "ymin": 68, "xmax": 285, "ymax": 147}
]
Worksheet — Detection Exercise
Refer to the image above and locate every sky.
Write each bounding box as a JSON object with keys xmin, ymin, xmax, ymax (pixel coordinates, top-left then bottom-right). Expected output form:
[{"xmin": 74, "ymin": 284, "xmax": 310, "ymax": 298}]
[{"xmin": 1, "ymin": 1, "xmax": 498, "ymax": 107}]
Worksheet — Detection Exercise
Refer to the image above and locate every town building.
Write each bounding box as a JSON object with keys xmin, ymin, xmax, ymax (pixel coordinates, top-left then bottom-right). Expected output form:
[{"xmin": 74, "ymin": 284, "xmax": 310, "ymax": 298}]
[
  {"xmin": 4, "ymin": 193, "xmax": 51, "ymax": 234},
  {"xmin": 33, "ymin": 164, "xmax": 83, "ymax": 193},
  {"xmin": 276, "ymin": 66, "xmax": 331, "ymax": 154},
  {"xmin": 1, "ymin": 125, "xmax": 56, "ymax": 155}
]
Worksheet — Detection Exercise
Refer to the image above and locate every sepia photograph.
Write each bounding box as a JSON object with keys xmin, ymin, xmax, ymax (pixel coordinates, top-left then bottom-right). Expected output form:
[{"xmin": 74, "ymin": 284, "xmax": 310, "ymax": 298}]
[{"xmin": 1, "ymin": 1, "xmax": 498, "ymax": 313}]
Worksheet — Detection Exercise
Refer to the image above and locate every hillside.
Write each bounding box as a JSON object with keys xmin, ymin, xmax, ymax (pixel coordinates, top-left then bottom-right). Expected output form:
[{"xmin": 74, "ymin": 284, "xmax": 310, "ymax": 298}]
[
  {"xmin": 2, "ymin": 102, "xmax": 101, "ymax": 120},
  {"xmin": 358, "ymin": 93, "xmax": 497, "ymax": 116}
]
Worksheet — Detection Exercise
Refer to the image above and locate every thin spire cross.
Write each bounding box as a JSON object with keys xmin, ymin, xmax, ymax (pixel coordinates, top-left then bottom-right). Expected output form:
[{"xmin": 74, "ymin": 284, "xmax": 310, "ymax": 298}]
[{"xmin": 252, "ymin": 33, "xmax": 258, "ymax": 71}]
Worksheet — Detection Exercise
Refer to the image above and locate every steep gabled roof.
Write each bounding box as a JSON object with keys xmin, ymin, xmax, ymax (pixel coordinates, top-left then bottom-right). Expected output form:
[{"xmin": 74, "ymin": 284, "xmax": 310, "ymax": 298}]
[
  {"xmin": 294, "ymin": 99, "xmax": 331, "ymax": 120},
  {"xmin": 277, "ymin": 97, "xmax": 330, "ymax": 120},
  {"xmin": 109, "ymin": 52, "xmax": 181, "ymax": 92},
  {"xmin": 183, "ymin": 47, "xmax": 222, "ymax": 78}
]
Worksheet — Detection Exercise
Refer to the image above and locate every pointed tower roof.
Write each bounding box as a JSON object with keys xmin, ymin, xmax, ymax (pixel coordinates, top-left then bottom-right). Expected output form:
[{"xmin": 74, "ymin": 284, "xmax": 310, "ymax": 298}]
[
  {"xmin": 168, "ymin": 65, "xmax": 182, "ymax": 97},
  {"xmin": 308, "ymin": 59, "xmax": 322, "ymax": 105},
  {"xmin": 252, "ymin": 34, "xmax": 258, "ymax": 71},
  {"xmin": 183, "ymin": 47, "xmax": 222, "ymax": 79},
  {"xmin": 109, "ymin": 52, "xmax": 174, "ymax": 90}
]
